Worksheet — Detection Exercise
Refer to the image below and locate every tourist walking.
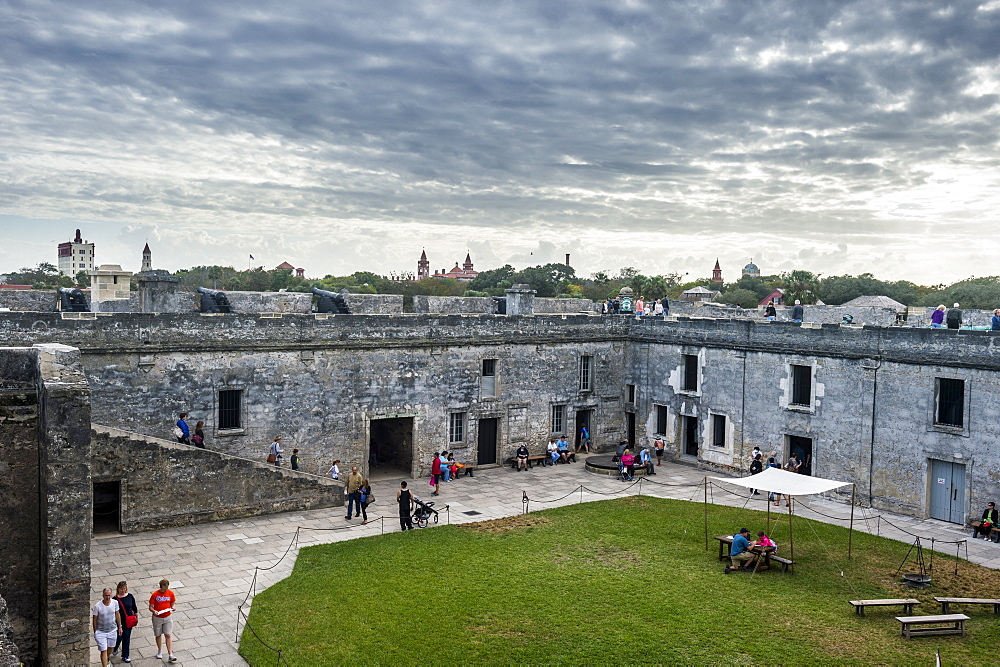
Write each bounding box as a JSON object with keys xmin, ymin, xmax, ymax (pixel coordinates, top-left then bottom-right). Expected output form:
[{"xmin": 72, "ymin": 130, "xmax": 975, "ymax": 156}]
[
  {"xmin": 748, "ymin": 449, "xmax": 763, "ymax": 495},
  {"xmin": 578, "ymin": 425, "xmax": 591, "ymax": 453},
  {"xmin": 191, "ymin": 420, "xmax": 206, "ymax": 448},
  {"xmin": 290, "ymin": 448, "xmax": 300, "ymax": 471},
  {"xmin": 993, "ymin": 309, "xmax": 1000, "ymax": 331},
  {"xmin": 329, "ymin": 459, "xmax": 341, "ymax": 479},
  {"xmin": 173, "ymin": 413, "xmax": 190, "ymax": 444},
  {"xmin": 397, "ymin": 481, "xmax": 415, "ymax": 531},
  {"xmin": 92, "ymin": 588, "xmax": 122, "ymax": 667},
  {"xmin": 430, "ymin": 453, "xmax": 442, "ymax": 496},
  {"xmin": 654, "ymin": 437, "xmax": 665, "ymax": 466},
  {"xmin": 268, "ymin": 436, "xmax": 284, "ymax": 466},
  {"xmin": 112, "ymin": 581, "xmax": 138, "ymax": 663},
  {"xmin": 930, "ymin": 304, "xmax": 946, "ymax": 328},
  {"xmin": 358, "ymin": 478, "xmax": 372, "ymax": 523},
  {"xmin": 947, "ymin": 303, "xmax": 963, "ymax": 329},
  {"xmin": 148, "ymin": 578, "xmax": 177, "ymax": 662},
  {"xmin": 791, "ymin": 300, "xmax": 804, "ymax": 322},
  {"xmin": 345, "ymin": 465, "xmax": 365, "ymax": 519}
]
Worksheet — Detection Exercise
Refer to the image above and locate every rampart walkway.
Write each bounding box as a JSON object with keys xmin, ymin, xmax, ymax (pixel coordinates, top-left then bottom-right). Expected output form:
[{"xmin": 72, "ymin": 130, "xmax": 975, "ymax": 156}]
[{"xmin": 90, "ymin": 457, "xmax": 1000, "ymax": 665}]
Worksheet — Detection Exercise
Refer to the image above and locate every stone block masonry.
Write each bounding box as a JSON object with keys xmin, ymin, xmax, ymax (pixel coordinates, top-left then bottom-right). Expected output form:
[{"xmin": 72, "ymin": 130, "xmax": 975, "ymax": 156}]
[
  {"xmin": 0, "ymin": 344, "xmax": 91, "ymax": 666},
  {"xmin": 91, "ymin": 425, "xmax": 345, "ymax": 532}
]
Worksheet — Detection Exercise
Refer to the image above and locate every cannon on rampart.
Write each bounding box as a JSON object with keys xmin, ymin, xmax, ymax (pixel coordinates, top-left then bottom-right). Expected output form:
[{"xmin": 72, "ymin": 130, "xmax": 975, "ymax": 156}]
[
  {"xmin": 312, "ymin": 287, "xmax": 351, "ymax": 314},
  {"xmin": 57, "ymin": 287, "xmax": 90, "ymax": 312},
  {"xmin": 197, "ymin": 287, "xmax": 233, "ymax": 313}
]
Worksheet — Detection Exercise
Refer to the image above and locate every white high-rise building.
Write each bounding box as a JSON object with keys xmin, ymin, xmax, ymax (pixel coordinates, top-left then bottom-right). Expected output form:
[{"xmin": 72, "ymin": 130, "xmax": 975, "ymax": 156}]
[{"xmin": 57, "ymin": 229, "xmax": 95, "ymax": 277}]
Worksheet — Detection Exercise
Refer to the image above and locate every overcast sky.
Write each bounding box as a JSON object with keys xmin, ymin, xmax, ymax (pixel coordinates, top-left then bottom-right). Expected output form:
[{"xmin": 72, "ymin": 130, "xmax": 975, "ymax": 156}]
[{"xmin": 2, "ymin": 0, "xmax": 999, "ymax": 285}]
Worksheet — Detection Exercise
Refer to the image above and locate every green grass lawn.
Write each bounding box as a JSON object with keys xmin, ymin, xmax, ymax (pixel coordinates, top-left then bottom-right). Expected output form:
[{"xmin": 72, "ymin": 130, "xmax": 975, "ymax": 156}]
[{"xmin": 239, "ymin": 496, "xmax": 998, "ymax": 665}]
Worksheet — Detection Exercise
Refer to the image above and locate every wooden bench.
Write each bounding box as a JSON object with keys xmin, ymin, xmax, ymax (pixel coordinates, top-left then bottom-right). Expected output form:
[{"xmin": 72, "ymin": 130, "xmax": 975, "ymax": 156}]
[
  {"xmin": 506, "ymin": 454, "xmax": 550, "ymax": 469},
  {"xmin": 769, "ymin": 555, "xmax": 795, "ymax": 573},
  {"xmin": 896, "ymin": 614, "xmax": 969, "ymax": 638},
  {"xmin": 935, "ymin": 597, "xmax": 1000, "ymax": 614},
  {"xmin": 849, "ymin": 599, "xmax": 921, "ymax": 617}
]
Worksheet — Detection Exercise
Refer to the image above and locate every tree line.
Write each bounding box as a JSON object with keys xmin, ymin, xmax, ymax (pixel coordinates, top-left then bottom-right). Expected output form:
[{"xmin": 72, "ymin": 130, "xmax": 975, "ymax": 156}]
[{"xmin": 6, "ymin": 261, "xmax": 1000, "ymax": 310}]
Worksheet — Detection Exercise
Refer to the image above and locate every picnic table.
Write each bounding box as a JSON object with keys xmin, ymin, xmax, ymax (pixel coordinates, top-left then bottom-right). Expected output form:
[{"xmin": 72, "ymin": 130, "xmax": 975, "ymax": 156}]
[{"xmin": 714, "ymin": 534, "xmax": 790, "ymax": 572}]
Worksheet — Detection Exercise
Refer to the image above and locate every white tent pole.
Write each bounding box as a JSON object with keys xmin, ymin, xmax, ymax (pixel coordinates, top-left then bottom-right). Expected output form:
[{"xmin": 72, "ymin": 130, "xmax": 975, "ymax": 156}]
[
  {"xmin": 849, "ymin": 484, "xmax": 856, "ymax": 559},
  {"xmin": 703, "ymin": 476, "xmax": 709, "ymax": 551},
  {"xmin": 788, "ymin": 497, "xmax": 794, "ymax": 566}
]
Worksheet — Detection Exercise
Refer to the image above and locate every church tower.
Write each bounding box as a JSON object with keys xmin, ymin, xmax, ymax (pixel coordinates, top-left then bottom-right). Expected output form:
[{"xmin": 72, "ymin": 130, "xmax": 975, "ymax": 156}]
[
  {"xmin": 712, "ymin": 259, "xmax": 723, "ymax": 283},
  {"xmin": 141, "ymin": 243, "xmax": 152, "ymax": 272},
  {"xmin": 417, "ymin": 249, "xmax": 430, "ymax": 280},
  {"xmin": 463, "ymin": 252, "xmax": 474, "ymax": 273}
]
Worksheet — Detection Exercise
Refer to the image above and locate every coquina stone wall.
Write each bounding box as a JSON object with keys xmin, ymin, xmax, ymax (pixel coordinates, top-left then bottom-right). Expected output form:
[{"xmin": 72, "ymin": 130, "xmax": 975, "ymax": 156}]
[
  {"xmin": 91, "ymin": 426, "xmax": 344, "ymax": 532},
  {"xmin": 0, "ymin": 289, "xmax": 60, "ymax": 312},
  {"xmin": 0, "ymin": 344, "xmax": 91, "ymax": 666},
  {"xmin": 0, "ymin": 596, "xmax": 19, "ymax": 667}
]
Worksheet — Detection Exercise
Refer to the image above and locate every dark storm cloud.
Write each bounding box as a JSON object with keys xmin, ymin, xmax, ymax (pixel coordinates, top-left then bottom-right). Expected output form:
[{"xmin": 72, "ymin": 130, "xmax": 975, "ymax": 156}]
[{"xmin": 1, "ymin": 0, "xmax": 1000, "ymax": 280}]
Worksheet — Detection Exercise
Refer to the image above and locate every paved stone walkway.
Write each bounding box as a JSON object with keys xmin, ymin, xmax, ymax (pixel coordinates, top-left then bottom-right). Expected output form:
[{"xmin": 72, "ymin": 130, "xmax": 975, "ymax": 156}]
[{"xmin": 90, "ymin": 457, "xmax": 1000, "ymax": 665}]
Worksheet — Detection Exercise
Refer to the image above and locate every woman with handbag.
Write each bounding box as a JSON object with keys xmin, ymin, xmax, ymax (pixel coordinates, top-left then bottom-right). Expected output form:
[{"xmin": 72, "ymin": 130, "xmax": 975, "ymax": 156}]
[
  {"xmin": 268, "ymin": 436, "xmax": 284, "ymax": 466},
  {"xmin": 112, "ymin": 580, "xmax": 138, "ymax": 663}
]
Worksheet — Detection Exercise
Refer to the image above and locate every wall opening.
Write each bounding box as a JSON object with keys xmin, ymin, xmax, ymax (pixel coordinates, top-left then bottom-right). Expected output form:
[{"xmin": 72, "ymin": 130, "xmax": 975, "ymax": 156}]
[
  {"xmin": 574, "ymin": 409, "xmax": 592, "ymax": 449},
  {"xmin": 787, "ymin": 435, "xmax": 813, "ymax": 476},
  {"xmin": 682, "ymin": 415, "xmax": 698, "ymax": 457},
  {"xmin": 92, "ymin": 481, "xmax": 121, "ymax": 534},
  {"xmin": 369, "ymin": 417, "xmax": 413, "ymax": 475},
  {"xmin": 477, "ymin": 418, "xmax": 498, "ymax": 465}
]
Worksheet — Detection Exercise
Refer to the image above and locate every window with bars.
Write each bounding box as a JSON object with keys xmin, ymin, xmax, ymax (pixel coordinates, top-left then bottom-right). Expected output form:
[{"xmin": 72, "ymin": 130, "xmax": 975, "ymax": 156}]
[
  {"xmin": 551, "ymin": 405, "xmax": 565, "ymax": 433},
  {"xmin": 936, "ymin": 378, "xmax": 964, "ymax": 427},
  {"xmin": 712, "ymin": 414, "xmax": 726, "ymax": 447},
  {"xmin": 655, "ymin": 405, "xmax": 667, "ymax": 435},
  {"xmin": 482, "ymin": 359, "xmax": 497, "ymax": 397},
  {"xmin": 449, "ymin": 412, "xmax": 466, "ymax": 443},
  {"xmin": 579, "ymin": 356, "xmax": 592, "ymax": 392},
  {"xmin": 682, "ymin": 354, "xmax": 698, "ymax": 392},
  {"xmin": 218, "ymin": 389, "xmax": 242, "ymax": 429},
  {"xmin": 790, "ymin": 365, "xmax": 812, "ymax": 407}
]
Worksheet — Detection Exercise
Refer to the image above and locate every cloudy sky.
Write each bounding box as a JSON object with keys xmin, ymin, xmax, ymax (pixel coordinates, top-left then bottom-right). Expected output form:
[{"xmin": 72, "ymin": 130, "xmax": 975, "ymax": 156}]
[{"xmin": 2, "ymin": 0, "xmax": 999, "ymax": 285}]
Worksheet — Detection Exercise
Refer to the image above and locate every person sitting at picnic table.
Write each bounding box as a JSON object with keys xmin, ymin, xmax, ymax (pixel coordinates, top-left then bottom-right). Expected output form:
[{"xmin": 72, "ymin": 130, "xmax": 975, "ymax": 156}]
[
  {"xmin": 557, "ymin": 436, "xmax": 573, "ymax": 463},
  {"xmin": 725, "ymin": 528, "xmax": 761, "ymax": 574},
  {"xmin": 756, "ymin": 531, "xmax": 777, "ymax": 553},
  {"xmin": 639, "ymin": 447, "xmax": 655, "ymax": 475},
  {"xmin": 547, "ymin": 438, "xmax": 560, "ymax": 465},
  {"xmin": 973, "ymin": 501, "xmax": 998, "ymax": 540},
  {"xmin": 620, "ymin": 449, "xmax": 636, "ymax": 480},
  {"xmin": 515, "ymin": 444, "xmax": 530, "ymax": 471}
]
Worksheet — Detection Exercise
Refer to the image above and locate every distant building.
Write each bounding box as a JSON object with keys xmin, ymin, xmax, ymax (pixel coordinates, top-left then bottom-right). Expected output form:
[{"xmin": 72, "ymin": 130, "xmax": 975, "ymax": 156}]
[
  {"xmin": 759, "ymin": 288, "xmax": 784, "ymax": 307},
  {"xmin": 275, "ymin": 262, "xmax": 295, "ymax": 272},
  {"xmin": 141, "ymin": 243, "xmax": 152, "ymax": 272},
  {"xmin": 840, "ymin": 295, "xmax": 906, "ymax": 312},
  {"xmin": 57, "ymin": 229, "xmax": 95, "ymax": 277},
  {"xmin": 712, "ymin": 259, "xmax": 723, "ymax": 283},
  {"xmin": 430, "ymin": 252, "xmax": 478, "ymax": 282},
  {"xmin": 417, "ymin": 249, "xmax": 430, "ymax": 280},
  {"xmin": 680, "ymin": 286, "xmax": 721, "ymax": 302},
  {"xmin": 742, "ymin": 259, "xmax": 760, "ymax": 278}
]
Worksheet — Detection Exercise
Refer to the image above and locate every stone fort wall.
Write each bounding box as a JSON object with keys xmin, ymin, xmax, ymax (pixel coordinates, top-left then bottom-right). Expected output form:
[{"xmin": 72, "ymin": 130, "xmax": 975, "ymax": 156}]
[{"xmin": 1, "ymin": 312, "xmax": 998, "ymax": 526}]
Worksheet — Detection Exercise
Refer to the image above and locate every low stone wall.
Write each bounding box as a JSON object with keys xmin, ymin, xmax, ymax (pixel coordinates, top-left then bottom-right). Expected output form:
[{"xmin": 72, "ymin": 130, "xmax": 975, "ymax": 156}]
[
  {"xmin": 0, "ymin": 289, "xmax": 59, "ymax": 311},
  {"xmin": 343, "ymin": 292, "xmax": 404, "ymax": 314},
  {"xmin": 664, "ymin": 301, "xmax": 902, "ymax": 326},
  {"xmin": 908, "ymin": 307, "xmax": 995, "ymax": 328},
  {"xmin": 535, "ymin": 298, "xmax": 600, "ymax": 314},
  {"xmin": 91, "ymin": 425, "xmax": 345, "ymax": 532},
  {"xmin": 224, "ymin": 291, "xmax": 312, "ymax": 313},
  {"xmin": 413, "ymin": 295, "xmax": 497, "ymax": 314},
  {"xmin": 0, "ymin": 596, "xmax": 18, "ymax": 667}
]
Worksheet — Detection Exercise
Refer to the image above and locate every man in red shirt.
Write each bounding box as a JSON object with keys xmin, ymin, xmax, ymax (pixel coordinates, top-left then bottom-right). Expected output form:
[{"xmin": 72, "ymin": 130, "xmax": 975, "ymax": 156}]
[{"xmin": 148, "ymin": 579, "xmax": 178, "ymax": 662}]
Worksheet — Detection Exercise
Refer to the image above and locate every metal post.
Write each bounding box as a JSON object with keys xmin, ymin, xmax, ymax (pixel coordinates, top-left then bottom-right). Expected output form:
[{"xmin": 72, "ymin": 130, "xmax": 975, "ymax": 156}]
[
  {"xmin": 848, "ymin": 484, "xmax": 856, "ymax": 559},
  {"xmin": 788, "ymin": 498, "xmax": 794, "ymax": 566}
]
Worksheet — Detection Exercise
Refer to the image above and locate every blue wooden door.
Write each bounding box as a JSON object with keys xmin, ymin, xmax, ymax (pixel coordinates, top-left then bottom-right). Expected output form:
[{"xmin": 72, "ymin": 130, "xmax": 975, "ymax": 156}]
[{"xmin": 929, "ymin": 460, "xmax": 966, "ymax": 524}]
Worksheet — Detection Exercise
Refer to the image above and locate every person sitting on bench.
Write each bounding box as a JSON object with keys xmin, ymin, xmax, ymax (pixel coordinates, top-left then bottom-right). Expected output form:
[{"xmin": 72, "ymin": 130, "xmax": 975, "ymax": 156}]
[
  {"xmin": 515, "ymin": 444, "xmax": 530, "ymax": 471},
  {"xmin": 557, "ymin": 436, "xmax": 573, "ymax": 463},
  {"xmin": 973, "ymin": 501, "xmax": 998, "ymax": 540},
  {"xmin": 725, "ymin": 528, "xmax": 759, "ymax": 574},
  {"xmin": 639, "ymin": 447, "xmax": 655, "ymax": 475},
  {"xmin": 547, "ymin": 438, "xmax": 560, "ymax": 465}
]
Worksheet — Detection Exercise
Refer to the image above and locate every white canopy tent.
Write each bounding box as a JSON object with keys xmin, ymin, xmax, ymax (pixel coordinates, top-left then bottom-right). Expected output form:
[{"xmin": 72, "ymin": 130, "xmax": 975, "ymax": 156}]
[{"xmin": 706, "ymin": 468, "xmax": 856, "ymax": 562}]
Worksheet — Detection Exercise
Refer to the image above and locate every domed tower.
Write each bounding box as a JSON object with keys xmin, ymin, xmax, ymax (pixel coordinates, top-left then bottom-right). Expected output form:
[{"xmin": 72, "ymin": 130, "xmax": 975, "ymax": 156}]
[
  {"xmin": 141, "ymin": 243, "xmax": 152, "ymax": 272},
  {"xmin": 417, "ymin": 249, "xmax": 430, "ymax": 280},
  {"xmin": 742, "ymin": 259, "xmax": 760, "ymax": 278}
]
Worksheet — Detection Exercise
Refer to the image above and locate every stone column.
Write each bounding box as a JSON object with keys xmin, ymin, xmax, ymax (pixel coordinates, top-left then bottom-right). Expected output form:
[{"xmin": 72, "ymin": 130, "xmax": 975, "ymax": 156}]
[
  {"xmin": 136, "ymin": 270, "xmax": 182, "ymax": 313},
  {"xmin": 504, "ymin": 284, "xmax": 536, "ymax": 316}
]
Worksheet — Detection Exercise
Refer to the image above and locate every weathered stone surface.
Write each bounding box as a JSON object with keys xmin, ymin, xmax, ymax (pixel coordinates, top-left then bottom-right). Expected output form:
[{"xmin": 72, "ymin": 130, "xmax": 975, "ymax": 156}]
[
  {"xmin": 91, "ymin": 426, "xmax": 344, "ymax": 532},
  {"xmin": 0, "ymin": 289, "xmax": 63, "ymax": 312},
  {"xmin": 0, "ymin": 595, "xmax": 19, "ymax": 667}
]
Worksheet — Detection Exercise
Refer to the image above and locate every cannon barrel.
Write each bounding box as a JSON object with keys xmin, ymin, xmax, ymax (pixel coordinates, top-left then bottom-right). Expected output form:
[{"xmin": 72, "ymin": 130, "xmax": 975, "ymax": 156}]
[
  {"xmin": 311, "ymin": 287, "xmax": 351, "ymax": 314},
  {"xmin": 196, "ymin": 286, "xmax": 232, "ymax": 313},
  {"xmin": 57, "ymin": 287, "xmax": 90, "ymax": 312}
]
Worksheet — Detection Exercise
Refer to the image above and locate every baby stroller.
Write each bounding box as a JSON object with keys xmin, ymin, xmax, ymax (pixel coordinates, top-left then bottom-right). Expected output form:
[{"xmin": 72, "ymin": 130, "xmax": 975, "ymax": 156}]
[
  {"xmin": 412, "ymin": 497, "xmax": 439, "ymax": 528},
  {"xmin": 617, "ymin": 462, "xmax": 631, "ymax": 482}
]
